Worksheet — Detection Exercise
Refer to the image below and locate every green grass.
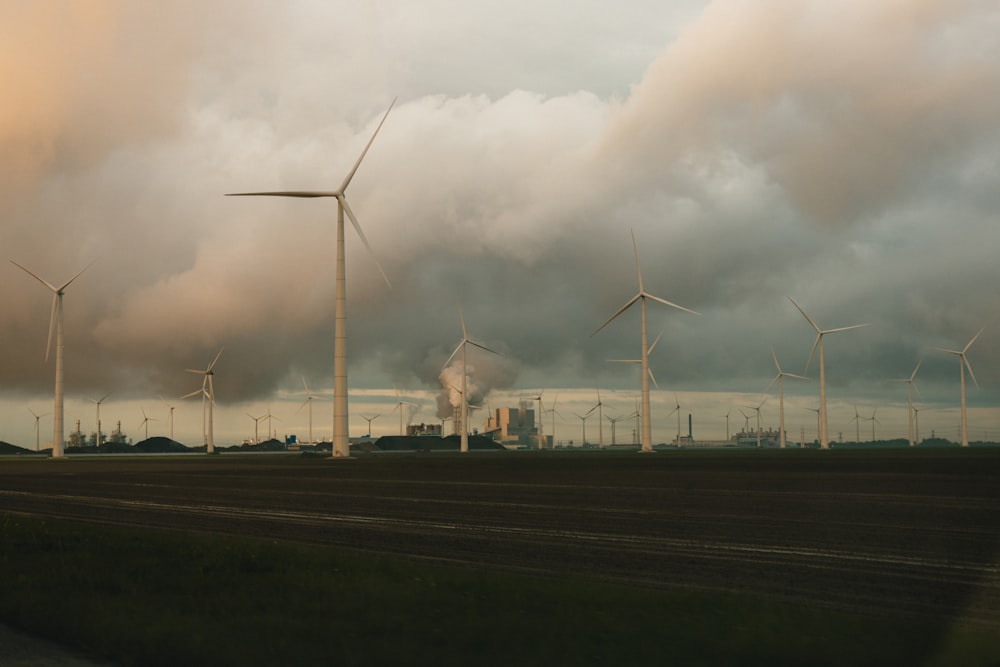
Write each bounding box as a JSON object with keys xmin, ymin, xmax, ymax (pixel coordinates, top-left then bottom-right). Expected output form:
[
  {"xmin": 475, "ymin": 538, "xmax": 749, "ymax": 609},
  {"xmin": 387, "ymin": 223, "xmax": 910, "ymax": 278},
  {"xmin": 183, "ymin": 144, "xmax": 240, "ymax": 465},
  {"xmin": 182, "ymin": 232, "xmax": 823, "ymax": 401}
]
[{"xmin": 0, "ymin": 513, "xmax": 997, "ymax": 666}]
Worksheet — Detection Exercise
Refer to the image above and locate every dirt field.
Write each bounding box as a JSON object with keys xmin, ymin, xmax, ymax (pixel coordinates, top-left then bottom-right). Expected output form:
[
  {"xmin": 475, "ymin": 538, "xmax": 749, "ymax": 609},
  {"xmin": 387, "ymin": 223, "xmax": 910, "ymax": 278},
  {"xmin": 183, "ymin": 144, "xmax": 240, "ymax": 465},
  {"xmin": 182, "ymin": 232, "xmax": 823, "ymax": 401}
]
[{"xmin": 2, "ymin": 448, "xmax": 998, "ymax": 628}]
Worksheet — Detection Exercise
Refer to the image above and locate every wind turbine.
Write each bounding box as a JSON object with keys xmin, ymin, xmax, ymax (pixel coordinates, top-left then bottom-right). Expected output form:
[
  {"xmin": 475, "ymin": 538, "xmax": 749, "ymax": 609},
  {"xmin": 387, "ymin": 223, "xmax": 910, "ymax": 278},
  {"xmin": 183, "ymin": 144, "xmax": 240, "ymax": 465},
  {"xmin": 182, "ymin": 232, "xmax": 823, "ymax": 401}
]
[
  {"xmin": 936, "ymin": 329, "xmax": 982, "ymax": 448},
  {"xmin": 788, "ymin": 297, "xmax": 868, "ymax": 450},
  {"xmin": 766, "ymin": 349, "xmax": 808, "ymax": 449},
  {"xmin": 392, "ymin": 387, "xmax": 416, "ymax": 436},
  {"xmin": 298, "ymin": 377, "xmax": 325, "ymax": 444},
  {"xmin": 11, "ymin": 260, "xmax": 94, "ymax": 458},
  {"xmin": 183, "ymin": 347, "xmax": 223, "ymax": 454},
  {"xmin": 667, "ymin": 393, "xmax": 682, "ymax": 447},
  {"xmin": 263, "ymin": 404, "xmax": 281, "ymax": 441},
  {"xmin": 28, "ymin": 408, "xmax": 48, "ymax": 451},
  {"xmin": 526, "ymin": 391, "xmax": 546, "ymax": 450},
  {"xmin": 866, "ymin": 408, "xmax": 880, "ymax": 442},
  {"xmin": 594, "ymin": 389, "xmax": 604, "ymax": 448},
  {"xmin": 160, "ymin": 396, "xmax": 176, "ymax": 441},
  {"xmin": 806, "ymin": 406, "xmax": 820, "ymax": 446},
  {"xmin": 744, "ymin": 398, "xmax": 767, "ymax": 448},
  {"xmin": 444, "ymin": 307, "xmax": 503, "ymax": 453},
  {"xmin": 228, "ymin": 98, "xmax": 396, "ymax": 458},
  {"xmin": 544, "ymin": 394, "xmax": 561, "ymax": 448},
  {"xmin": 574, "ymin": 407, "xmax": 594, "ymax": 446},
  {"xmin": 246, "ymin": 413, "xmax": 265, "ymax": 444},
  {"xmin": 891, "ymin": 361, "xmax": 921, "ymax": 447},
  {"xmin": 361, "ymin": 414, "xmax": 380, "ymax": 438},
  {"xmin": 850, "ymin": 405, "xmax": 862, "ymax": 444},
  {"xmin": 137, "ymin": 408, "xmax": 157, "ymax": 440},
  {"xmin": 91, "ymin": 392, "xmax": 111, "ymax": 448},
  {"xmin": 606, "ymin": 414, "xmax": 622, "ymax": 446},
  {"xmin": 593, "ymin": 231, "xmax": 699, "ymax": 453}
]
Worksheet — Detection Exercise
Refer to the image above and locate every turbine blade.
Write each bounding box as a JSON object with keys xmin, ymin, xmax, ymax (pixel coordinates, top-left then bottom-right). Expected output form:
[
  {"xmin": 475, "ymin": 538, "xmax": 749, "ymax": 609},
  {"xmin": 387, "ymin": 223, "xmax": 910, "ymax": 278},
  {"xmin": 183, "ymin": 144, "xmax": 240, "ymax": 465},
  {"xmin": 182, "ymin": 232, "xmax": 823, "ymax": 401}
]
[
  {"xmin": 647, "ymin": 329, "xmax": 664, "ymax": 355},
  {"xmin": 783, "ymin": 372, "xmax": 809, "ymax": 381},
  {"xmin": 468, "ymin": 339, "xmax": 504, "ymax": 357},
  {"xmin": 964, "ymin": 328, "xmax": 984, "ymax": 354},
  {"xmin": 45, "ymin": 294, "xmax": 57, "ymax": 363},
  {"xmin": 647, "ymin": 368, "xmax": 659, "ymax": 389},
  {"xmin": 822, "ymin": 323, "xmax": 869, "ymax": 335},
  {"xmin": 458, "ymin": 306, "xmax": 468, "ymax": 339},
  {"xmin": 788, "ymin": 297, "xmax": 821, "ymax": 333},
  {"xmin": 339, "ymin": 97, "xmax": 396, "ymax": 193},
  {"xmin": 805, "ymin": 334, "xmax": 820, "ymax": 374},
  {"xmin": 592, "ymin": 294, "xmax": 640, "ymax": 336},
  {"xmin": 225, "ymin": 191, "xmax": 339, "ymax": 197},
  {"xmin": 631, "ymin": 229, "xmax": 644, "ymax": 294},
  {"xmin": 56, "ymin": 259, "xmax": 96, "ymax": 292},
  {"xmin": 207, "ymin": 346, "xmax": 225, "ymax": 372},
  {"xmin": 964, "ymin": 355, "xmax": 979, "ymax": 388},
  {"xmin": 645, "ymin": 293, "xmax": 701, "ymax": 316},
  {"xmin": 341, "ymin": 197, "xmax": 391, "ymax": 288},
  {"xmin": 443, "ymin": 340, "xmax": 464, "ymax": 369},
  {"xmin": 10, "ymin": 260, "xmax": 58, "ymax": 292}
]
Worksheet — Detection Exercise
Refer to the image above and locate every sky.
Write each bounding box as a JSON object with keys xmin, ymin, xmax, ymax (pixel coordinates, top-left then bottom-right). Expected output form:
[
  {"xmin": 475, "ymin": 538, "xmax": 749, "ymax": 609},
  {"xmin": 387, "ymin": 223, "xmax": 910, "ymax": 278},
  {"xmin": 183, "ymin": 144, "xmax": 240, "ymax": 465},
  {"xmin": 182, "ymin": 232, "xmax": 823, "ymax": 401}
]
[{"xmin": 2, "ymin": 0, "xmax": 999, "ymax": 448}]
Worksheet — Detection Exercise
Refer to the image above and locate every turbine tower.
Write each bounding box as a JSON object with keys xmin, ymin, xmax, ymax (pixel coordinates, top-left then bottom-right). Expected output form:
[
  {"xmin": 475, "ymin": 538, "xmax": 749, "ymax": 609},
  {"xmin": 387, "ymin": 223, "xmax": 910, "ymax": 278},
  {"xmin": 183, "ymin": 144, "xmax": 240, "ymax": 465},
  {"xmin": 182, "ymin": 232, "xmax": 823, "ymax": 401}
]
[
  {"xmin": 443, "ymin": 307, "xmax": 503, "ymax": 453},
  {"xmin": 11, "ymin": 260, "xmax": 93, "ymax": 458},
  {"xmin": 28, "ymin": 408, "xmax": 48, "ymax": 451},
  {"xmin": 936, "ymin": 329, "xmax": 982, "ymax": 448},
  {"xmin": 891, "ymin": 361, "xmax": 921, "ymax": 447},
  {"xmin": 183, "ymin": 347, "xmax": 224, "ymax": 454},
  {"xmin": 788, "ymin": 298, "xmax": 868, "ymax": 450},
  {"xmin": 593, "ymin": 231, "xmax": 699, "ymax": 453},
  {"xmin": 228, "ymin": 98, "xmax": 396, "ymax": 458},
  {"xmin": 246, "ymin": 412, "xmax": 265, "ymax": 444},
  {"xmin": 766, "ymin": 349, "xmax": 808, "ymax": 449},
  {"xmin": 298, "ymin": 377, "xmax": 325, "ymax": 444},
  {"xmin": 91, "ymin": 392, "xmax": 111, "ymax": 448}
]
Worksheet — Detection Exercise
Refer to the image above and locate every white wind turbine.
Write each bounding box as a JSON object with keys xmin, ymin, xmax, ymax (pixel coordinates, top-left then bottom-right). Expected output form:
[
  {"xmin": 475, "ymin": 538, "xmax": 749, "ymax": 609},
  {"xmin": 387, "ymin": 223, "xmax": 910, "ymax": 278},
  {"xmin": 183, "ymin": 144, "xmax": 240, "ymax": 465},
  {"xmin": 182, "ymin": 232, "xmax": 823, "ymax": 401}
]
[
  {"xmin": 11, "ymin": 260, "xmax": 93, "ymax": 458},
  {"xmin": 228, "ymin": 99, "xmax": 396, "ymax": 458},
  {"xmin": 574, "ymin": 406, "xmax": 595, "ymax": 446},
  {"xmin": 298, "ymin": 377, "xmax": 326, "ymax": 445},
  {"xmin": 593, "ymin": 231, "xmax": 699, "ymax": 453},
  {"xmin": 865, "ymin": 408, "xmax": 880, "ymax": 442},
  {"xmin": 788, "ymin": 298, "xmax": 868, "ymax": 450},
  {"xmin": 891, "ymin": 361, "xmax": 921, "ymax": 447},
  {"xmin": 91, "ymin": 392, "xmax": 111, "ymax": 448},
  {"xmin": 263, "ymin": 404, "xmax": 281, "ymax": 441},
  {"xmin": 137, "ymin": 408, "xmax": 157, "ymax": 440},
  {"xmin": 361, "ymin": 414, "xmax": 380, "ymax": 438},
  {"xmin": 160, "ymin": 396, "xmax": 176, "ymax": 441},
  {"xmin": 444, "ymin": 307, "xmax": 503, "ymax": 453},
  {"xmin": 744, "ymin": 397, "xmax": 767, "ymax": 448},
  {"xmin": 28, "ymin": 408, "xmax": 48, "ymax": 451},
  {"xmin": 593, "ymin": 400, "xmax": 602, "ymax": 445},
  {"xmin": 667, "ymin": 393, "xmax": 682, "ymax": 447},
  {"xmin": 246, "ymin": 412, "xmax": 265, "ymax": 444},
  {"xmin": 936, "ymin": 329, "xmax": 982, "ymax": 448},
  {"xmin": 392, "ymin": 387, "xmax": 417, "ymax": 436},
  {"xmin": 526, "ymin": 391, "xmax": 546, "ymax": 450},
  {"xmin": 850, "ymin": 405, "xmax": 862, "ymax": 444},
  {"xmin": 766, "ymin": 349, "xmax": 808, "ymax": 449},
  {"xmin": 183, "ymin": 347, "xmax": 224, "ymax": 454}
]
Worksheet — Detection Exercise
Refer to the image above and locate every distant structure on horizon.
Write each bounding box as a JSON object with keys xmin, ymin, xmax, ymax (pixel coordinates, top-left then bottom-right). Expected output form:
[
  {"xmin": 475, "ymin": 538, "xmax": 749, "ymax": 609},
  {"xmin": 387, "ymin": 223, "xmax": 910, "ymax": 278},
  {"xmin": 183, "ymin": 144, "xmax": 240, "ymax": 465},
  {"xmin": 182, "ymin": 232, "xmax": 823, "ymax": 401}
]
[{"xmin": 482, "ymin": 402, "xmax": 549, "ymax": 449}]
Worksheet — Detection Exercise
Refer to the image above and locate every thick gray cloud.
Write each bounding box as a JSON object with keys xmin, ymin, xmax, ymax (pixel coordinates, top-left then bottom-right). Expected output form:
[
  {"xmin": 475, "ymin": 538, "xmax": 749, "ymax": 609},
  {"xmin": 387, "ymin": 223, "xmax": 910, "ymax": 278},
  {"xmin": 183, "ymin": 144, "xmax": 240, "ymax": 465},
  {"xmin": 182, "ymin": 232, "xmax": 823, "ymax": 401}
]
[{"xmin": 2, "ymin": 0, "xmax": 999, "ymax": 446}]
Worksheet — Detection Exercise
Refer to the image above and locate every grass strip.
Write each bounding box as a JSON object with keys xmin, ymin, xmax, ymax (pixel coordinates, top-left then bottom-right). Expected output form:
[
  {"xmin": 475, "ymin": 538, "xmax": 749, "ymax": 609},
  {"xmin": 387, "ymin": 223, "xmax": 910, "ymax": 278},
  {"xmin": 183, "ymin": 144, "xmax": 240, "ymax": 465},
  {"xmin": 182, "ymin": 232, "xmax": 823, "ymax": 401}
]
[{"xmin": 0, "ymin": 513, "xmax": 996, "ymax": 666}]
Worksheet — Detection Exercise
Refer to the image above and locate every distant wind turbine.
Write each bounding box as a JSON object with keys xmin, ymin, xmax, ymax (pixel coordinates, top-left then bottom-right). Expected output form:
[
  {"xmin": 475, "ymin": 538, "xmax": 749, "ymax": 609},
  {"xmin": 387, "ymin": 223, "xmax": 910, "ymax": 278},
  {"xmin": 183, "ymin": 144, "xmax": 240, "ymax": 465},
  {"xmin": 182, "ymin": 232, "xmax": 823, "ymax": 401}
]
[
  {"xmin": 298, "ymin": 377, "xmax": 325, "ymax": 444},
  {"xmin": 137, "ymin": 408, "xmax": 157, "ymax": 440},
  {"xmin": 891, "ymin": 361, "xmax": 921, "ymax": 447},
  {"xmin": 28, "ymin": 408, "xmax": 48, "ymax": 451},
  {"xmin": 936, "ymin": 329, "xmax": 982, "ymax": 448},
  {"xmin": 11, "ymin": 259, "xmax": 94, "ymax": 458},
  {"xmin": 183, "ymin": 347, "xmax": 224, "ymax": 454},
  {"xmin": 744, "ymin": 398, "xmax": 767, "ymax": 448},
  {"xmin": 788, "ymin": 298, "xmax": 868, "ymax": 450},
  {"xmin": 227, "ymin": 98, "xmax": 396, "ymax": 458},
  {"xmin": 850, "ymin": 405, "xmax": 862, "ymax": 444},
  {"xmin": 766, "ymin": 349, "xmax": 808, "ymax": 449},
  {"xmin": 865, "ymin": 408, "xmax": 880, "ymax": 442},
  {"xmin": 246, "ymin": 412, "xmax": 265, "ymax": 444},
  {"xmin": 444, "ymin": 307, "xmax": 503, "ymax": 453},
  {"xmin": 91, "ymin": 392, "xmax": 111, "ymax": 448},
  {"xmin": 263, "ymin": 404, "xmax": 280, "ymax": 441},
  {"xmin": 606, "ymin": 414, "xmax": 622, "ymax": 446},
  {"xmin": 160, "ymin": 396, "xmax": 176, "ymax": 440},
  {"xmin": 361, "ymin": 414, "xmax": 380, "ymax": 438},
  {"xmin": 574, "ymin": 407, "xmax": 595, "ymax": 446},
  {"xmin": 593, "ymin": 231, "xmax": 699, "ymax": 453},
  {"xmin": 594, "ymin": 389, "xmax": 604, "ymax": 448},
  {"xmin": 667, "ymin": 393, "xmax": 682, "ymax": 447}
]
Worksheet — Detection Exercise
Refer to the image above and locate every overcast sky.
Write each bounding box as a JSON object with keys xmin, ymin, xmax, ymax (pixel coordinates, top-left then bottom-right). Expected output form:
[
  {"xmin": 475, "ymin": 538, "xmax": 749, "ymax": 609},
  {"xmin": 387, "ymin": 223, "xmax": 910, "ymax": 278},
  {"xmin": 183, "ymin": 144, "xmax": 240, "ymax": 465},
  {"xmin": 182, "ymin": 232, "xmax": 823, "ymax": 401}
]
[{"xmin": 2, "ymin": 0, "xmax": 999, "ymax": 448}]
